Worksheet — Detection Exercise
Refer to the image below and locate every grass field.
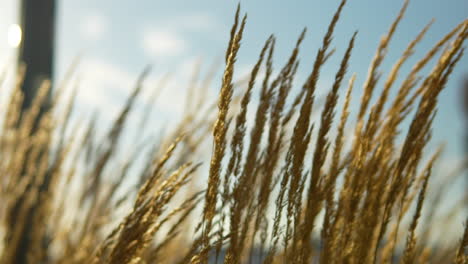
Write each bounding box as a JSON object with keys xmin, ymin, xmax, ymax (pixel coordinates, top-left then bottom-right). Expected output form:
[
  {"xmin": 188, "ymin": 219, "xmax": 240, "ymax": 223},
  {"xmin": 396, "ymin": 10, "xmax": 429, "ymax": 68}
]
[{"xmin": 0, "ymin": 0, "xmax": 467, "ymax": 263}]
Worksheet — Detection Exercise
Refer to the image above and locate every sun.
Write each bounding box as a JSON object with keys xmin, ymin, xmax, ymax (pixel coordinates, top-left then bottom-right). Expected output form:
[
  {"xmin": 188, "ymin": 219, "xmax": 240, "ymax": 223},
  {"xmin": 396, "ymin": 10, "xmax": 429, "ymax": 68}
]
[{"xmin": 8, "ymin": 24, "xmax": 22, "ymax": 48}]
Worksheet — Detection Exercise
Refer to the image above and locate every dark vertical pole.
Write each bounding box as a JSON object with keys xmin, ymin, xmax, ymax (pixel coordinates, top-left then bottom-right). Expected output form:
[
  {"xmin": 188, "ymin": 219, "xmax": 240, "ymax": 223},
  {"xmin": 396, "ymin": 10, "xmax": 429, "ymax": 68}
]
[
  {"xmin": 10, "ymin": 1, "xmax": 56, "ymax": 263},
  {"xmin": 18, "ymin": 0, "xmax": 56, "ymax": 112}
]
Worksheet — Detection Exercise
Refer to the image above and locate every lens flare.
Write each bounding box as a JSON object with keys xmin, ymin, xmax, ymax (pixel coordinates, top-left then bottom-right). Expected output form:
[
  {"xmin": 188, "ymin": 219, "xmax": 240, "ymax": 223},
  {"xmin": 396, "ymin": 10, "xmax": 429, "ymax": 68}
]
[{"xmin": 8, "ymin": 24, "xmax": 22, "ymax": 48}]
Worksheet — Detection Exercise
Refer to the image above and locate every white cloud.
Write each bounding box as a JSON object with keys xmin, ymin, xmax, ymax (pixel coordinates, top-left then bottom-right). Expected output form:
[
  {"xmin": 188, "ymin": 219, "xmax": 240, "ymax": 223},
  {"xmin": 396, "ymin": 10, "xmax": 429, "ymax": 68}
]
[
  {"xmin": 66, "ymin": 56, "xmax": 222, "ymax": 138},
  {"xmin": 171, "ymin": 13, "xmax": 216, "ymax": 31},
  {"xmin": 77, "ymin": 58, "xmax": 134, "ymax": 116},
  {"xmin": 75, "ymin": 57, "xmax": 192, "ymax": 119},
  {"xmin": 80, "ymin": 13, "xmax": 107, "ymax": 40},
  {"xmin": 153, "ymin": 57, "xmax": 209, "ymax": 115},
  {"xmin": 140, "ymin": 13, "xmax": 217, "ymax": 59},
  {"xmin": 142, "ymin": 29, "xmax": 186, "ymax": 58}
]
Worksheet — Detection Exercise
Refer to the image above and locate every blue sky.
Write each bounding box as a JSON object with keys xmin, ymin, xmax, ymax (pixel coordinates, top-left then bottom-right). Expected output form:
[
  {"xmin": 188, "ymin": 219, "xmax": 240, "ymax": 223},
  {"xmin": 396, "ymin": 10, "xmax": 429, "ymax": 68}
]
[{"xmin": 0, "ymin": 0, "xmax": 467, "ymax": 167}]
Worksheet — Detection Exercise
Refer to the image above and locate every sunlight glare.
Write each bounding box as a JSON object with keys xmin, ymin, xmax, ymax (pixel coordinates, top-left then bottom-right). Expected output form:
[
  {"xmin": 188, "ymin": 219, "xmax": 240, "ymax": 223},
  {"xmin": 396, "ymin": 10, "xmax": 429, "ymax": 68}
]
[{"xmin": 8, "ymin": 24, "xmax": 22, "ymax": 48}]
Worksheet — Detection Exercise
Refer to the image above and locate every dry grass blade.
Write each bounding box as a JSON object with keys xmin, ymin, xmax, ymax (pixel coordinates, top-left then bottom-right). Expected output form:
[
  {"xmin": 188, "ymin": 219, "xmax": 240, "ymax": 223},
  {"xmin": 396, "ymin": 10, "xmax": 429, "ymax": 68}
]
[{"xmin": 199, "ymin": 7, "xmax": 247, "ymax": 263}]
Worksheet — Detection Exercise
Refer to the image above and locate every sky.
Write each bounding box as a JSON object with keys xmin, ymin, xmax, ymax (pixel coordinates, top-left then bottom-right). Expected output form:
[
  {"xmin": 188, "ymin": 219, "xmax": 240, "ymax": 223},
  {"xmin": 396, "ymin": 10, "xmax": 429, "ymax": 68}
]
[{"xmin": 0, "ymin": 1, "xmax": 466, "ymax": 190}]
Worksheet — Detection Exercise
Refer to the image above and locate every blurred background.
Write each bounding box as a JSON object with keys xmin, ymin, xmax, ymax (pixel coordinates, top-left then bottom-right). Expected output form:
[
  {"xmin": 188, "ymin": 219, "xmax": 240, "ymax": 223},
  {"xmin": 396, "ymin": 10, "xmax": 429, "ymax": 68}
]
[{"xmin": 0, "ymin": 0, "xmax": 466, "ymax": 243}]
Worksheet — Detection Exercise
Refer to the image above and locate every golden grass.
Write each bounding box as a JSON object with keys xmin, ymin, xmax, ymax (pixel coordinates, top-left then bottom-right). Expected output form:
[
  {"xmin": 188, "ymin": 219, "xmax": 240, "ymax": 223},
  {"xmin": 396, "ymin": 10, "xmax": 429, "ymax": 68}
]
[{"xmin": 0, "ymin": 1, "xmax": 467, "ymax": 263}]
